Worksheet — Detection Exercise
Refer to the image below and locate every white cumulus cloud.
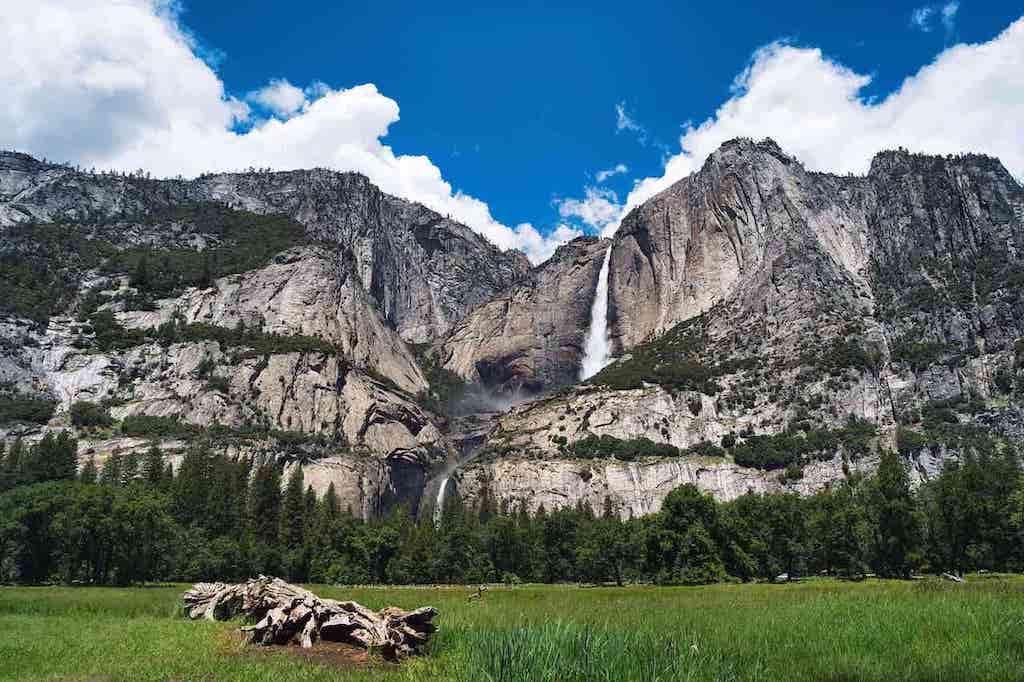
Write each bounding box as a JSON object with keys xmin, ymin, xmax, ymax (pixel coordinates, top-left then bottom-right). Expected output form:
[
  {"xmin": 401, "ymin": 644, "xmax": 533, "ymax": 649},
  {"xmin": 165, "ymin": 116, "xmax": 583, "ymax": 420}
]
[
  {"xmin": 911, "ymin": 1, "xmax": 960, "ymax": 34},
  {"xmin": 0, "ymin": 0, "xmax": 567, "ymax": 263},
  {"xmin": 595, "ymin": 163, "xmax": 628, "ymax": 182},
  {"xmin": 247, "ymin": 78, "xmax": 308, "ymax": 118},
  {"xmin": 557, "ymin": 187, "xmax": 623, "ymax": 234},
  {"xmin": 612, "ymin": 16, "xmax": 1024, "ymax": 237}
]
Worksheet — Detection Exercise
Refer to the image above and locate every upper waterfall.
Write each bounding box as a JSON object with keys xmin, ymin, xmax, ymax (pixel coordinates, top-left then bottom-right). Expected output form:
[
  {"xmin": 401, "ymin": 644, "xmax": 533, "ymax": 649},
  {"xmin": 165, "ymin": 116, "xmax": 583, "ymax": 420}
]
[{"xmin": 579, "ymin": 246, "xmax": 613, "ymax": 380}]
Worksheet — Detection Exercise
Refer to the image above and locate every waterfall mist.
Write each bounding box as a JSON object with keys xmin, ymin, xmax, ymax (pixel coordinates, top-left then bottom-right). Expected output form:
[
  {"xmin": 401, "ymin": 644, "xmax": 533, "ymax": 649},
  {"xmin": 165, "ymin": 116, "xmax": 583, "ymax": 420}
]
[{"xmin": 579, "ymin": 246, "xmax": 613, "ymax": 380}]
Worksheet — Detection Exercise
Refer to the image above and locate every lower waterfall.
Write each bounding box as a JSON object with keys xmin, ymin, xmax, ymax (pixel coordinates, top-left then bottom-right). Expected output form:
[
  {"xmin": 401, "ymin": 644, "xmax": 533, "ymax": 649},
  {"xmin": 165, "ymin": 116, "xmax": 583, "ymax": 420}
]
[{"xmin": 433, "ymin": 476, "xmax": 450, "ymax": 526}]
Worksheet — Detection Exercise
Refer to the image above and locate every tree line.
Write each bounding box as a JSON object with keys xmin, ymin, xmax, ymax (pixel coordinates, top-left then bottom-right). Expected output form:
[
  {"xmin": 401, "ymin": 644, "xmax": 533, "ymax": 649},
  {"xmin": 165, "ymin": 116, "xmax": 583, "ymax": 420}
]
[{"xmin": 0, "ymin": 433, "xmax": 1022, "ymax": 585}]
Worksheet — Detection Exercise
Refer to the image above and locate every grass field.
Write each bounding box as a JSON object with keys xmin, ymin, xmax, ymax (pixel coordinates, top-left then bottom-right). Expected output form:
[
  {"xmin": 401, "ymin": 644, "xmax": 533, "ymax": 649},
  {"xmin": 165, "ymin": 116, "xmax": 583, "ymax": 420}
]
[{"xmin": 1, "ymin": 578, "xmax": 1023, "ymax": 681}]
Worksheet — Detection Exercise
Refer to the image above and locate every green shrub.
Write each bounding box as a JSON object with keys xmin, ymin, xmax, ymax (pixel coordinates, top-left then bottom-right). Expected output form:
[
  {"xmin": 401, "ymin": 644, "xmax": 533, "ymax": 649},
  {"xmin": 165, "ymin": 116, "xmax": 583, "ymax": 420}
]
[
  {"xmin": 686, "ymin": 441, "xmax": 726, "ymax": 458},
  {"xmin": 782, "ymin": 462, "xmax": 805, "ymax": 481},
  {"xmin": 589, "ymin": 316, "xmax": 729, "ymax": 394},
  {"xmin": 410, "ymin": 343, "xmax": 469, "ymax": 414},
  {"xmin": 732, "ymin": 419, "xmax": 877, "ymax": 470},
  {"xmin": 205, "ymin": 376, "xmax": 230, "ymax": 394},
  {"xmin": 0, "ymin": 395, "xmax": 57, "ymax": 424},
  {"xmin": 70, "ymin": 401, "xmax": 113, "ymax": 428},
  {"xmin": 890, "ymin": 337, "xmax": 954, "ymax": 373},
  {"xmin": 564, "ymin": 434, "xmax": 680, "ymax": 460},
  {"xmin": 87, "ymin": 311, "xmax": 146, "ymax": 352},
  {"xmin": 0, "ymin": 223, "xmax": 112, "ymax": 323},
  {"xmin": 167, "ymin": 321, "xmax": 340, "ymax": 358},
  {"xmin": 896, "ymin": 427, "xmax": 930, "ymax": 455},
  {"xmin": 103, "ymin": 204, "xmax": 308, "ymax": 298},
  {"xmin": 121, "ymin": 415, "xmax": 200, "ymax": 439}
]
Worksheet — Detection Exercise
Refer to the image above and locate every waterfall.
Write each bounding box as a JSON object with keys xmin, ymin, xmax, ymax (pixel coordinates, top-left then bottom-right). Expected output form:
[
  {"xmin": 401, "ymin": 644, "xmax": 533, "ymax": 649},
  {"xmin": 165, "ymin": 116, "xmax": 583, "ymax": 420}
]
[
  {"xmin": 433, "ymin": 476, "xmax": 450, "ymax": 526},
  {"xmin": 579, "ymin": 246, "xmax": 613, "ymax": 380}
]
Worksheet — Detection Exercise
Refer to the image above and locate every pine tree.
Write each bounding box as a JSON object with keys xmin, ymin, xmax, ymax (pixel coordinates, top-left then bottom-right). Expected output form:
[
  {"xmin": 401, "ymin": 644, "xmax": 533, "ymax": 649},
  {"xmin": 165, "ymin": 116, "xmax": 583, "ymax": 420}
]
[
  {"xmin": 323, "ymin": 482, "xmax": 340, "ymax": 519},
  {"xmin": 279, "ymin": 466, "xmax": 306, "ymax": 550},
  {"xmin": 100, "ymin": 453, "xmax": 123, "ymax": 486},
  {"xmin": 79, "ymin": 456, "xmax": 98, "ymax": 484},
  {"xmin": 871, "ymin": 450, "xmax": 921, "ymax": 578},
  {"xmin": 131, "ymin": 253, "xmax": 150, "ymax": 289},
  {"xmin": 121, "ymin": 450, "xmax": 140, "ymax": 485},
  {"xmin": 27, "ymin": 431, "xmax": 78, "ymax": 482},
  {"xmin": 249, "ymin": 462, "xmax": 282, "ymax": 544},
  {"xmin": 477, "ymin": 471, "xmax": 497, "ymax": 524},
  {"xmin": 174, "ymin": 445, "xmax": 212, "ymax": 527},
  {"xmin": 304, "ymin": 485, "xmax": 318, "ymax": 534},
  {"xmin": 199, "ymin": 251, "xmax": 213, "ymax": 289},
  {"xmin": 142, "ymin": 445, "xmax": 164, "ymax": 487},
  {"xmin": 0, "ymin": 441, "xmax": 9, "ymax": 491}
]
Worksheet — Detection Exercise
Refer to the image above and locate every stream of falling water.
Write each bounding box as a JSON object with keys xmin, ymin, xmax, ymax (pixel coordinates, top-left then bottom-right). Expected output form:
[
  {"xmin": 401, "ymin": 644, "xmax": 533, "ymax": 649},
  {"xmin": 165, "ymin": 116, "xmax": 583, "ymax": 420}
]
[
  {"xmin": 433, "ymin": 476, "xmax": 450, "ymax": 526},
  {"xmin": 579, "ymin": 246, "xmax": 613, "ymax": 380}
]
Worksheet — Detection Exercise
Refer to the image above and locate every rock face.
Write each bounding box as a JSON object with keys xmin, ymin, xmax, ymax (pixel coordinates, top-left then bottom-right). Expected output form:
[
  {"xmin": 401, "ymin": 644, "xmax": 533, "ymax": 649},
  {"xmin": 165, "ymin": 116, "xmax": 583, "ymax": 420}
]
[
  {"xmin": 121, "ymin": 247, "xmax": 427, "ymax": 395},
  {"xmin": 0, "ymin": 152, "xmax": 528, "ymax": 343},
  {"xmin": 3, "ymin": 140, "xmax": 1023, "ymax": 520},
  {"xmin": 457, "ymin": 454, "xmax": 879, "ymax": 519},
  {"xmin": 198, "ymin": 170, "xmax": 530, "ymax": 343},
  {"xmin": 437, "ymin": 236, "xmax": 609, "ymax": 393},
  {"xmin": 0, "ymin": 153, "xmax": 529, "ymax": 515},
  {"xmin": 608, "ymin": 138, "xmax": 1024, "ymax": 354},
  {"xmin": 451, "ymin": 139, "xmax": 1024, "ymax": 516}
]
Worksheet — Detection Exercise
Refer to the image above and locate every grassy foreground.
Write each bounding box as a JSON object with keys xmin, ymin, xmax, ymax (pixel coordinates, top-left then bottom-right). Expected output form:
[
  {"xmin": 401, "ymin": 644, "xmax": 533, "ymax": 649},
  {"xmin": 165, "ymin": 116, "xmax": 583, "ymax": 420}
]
[{"xmin": 1, "ymin": 578, "xmax": 1023, "ymax": 681}]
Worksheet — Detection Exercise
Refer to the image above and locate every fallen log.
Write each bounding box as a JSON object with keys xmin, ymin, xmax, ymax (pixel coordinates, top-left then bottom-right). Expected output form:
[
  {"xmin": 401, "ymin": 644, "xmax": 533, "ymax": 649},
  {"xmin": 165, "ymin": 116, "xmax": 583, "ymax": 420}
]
[{"xmin": 182, "ymin": 576, "xmax": 438, "ymax": 659}]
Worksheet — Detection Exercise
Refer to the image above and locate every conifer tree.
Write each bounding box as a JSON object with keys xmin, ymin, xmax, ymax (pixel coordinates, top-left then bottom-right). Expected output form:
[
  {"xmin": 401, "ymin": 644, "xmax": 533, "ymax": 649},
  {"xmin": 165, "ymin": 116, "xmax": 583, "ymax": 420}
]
[
  {"xmin": 174, "ymin": 445, "xmax": 212, "ymax": 527},
  {"xmin": 871, "ymin": 450, "xmax": 921, "ymax": 578},
  {"xmin": 100, "ymin": 453, "xmax": 123, "ymax": 486},
  {"xmin": 304, "ymin": 485, "xmax": 317, "ymax": 534},
  {"xmin": 249, "ymin": 462, "xmax": 282, "ymax": 544},
  {"xmin": 279, "ymin": 466, "xmax": 306, "ymax": 549},
  {"xmin": 121, "ymin": 450, "xmax": 140, "ymax": 485},
  {"xmin": 131, "ymin": 253, "xmax": 150, "ymax": 289},
  {"xmin": 79, "ymin": 456, "xmax": 98, "ymax": 484},
  {"xmin": 0, "ymin": 441, "xmax": 9, "ymax": 491},
  {"xmin": 323, "ymin": 482, "xmax": 340, "ymax": 520},
  {"xmin": 142, "ymin": 445, "xmax": 164, "ymax": 487}
]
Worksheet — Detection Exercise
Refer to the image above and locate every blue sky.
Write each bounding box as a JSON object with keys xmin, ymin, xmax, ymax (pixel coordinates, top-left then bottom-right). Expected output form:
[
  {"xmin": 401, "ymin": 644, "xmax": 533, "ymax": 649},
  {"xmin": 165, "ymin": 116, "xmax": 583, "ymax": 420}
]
[
  {"xmin": 2, "ymin": 1, "xmax": 1023, "ymax": 261},
  {"xmin": 181, "ymin": 0, "xmax": 1022, "ymax": 232}
]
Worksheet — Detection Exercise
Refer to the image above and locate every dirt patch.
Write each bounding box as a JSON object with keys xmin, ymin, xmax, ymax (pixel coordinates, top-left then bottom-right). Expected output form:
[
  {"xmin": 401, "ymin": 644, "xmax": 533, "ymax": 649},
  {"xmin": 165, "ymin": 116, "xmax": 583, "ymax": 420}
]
[
  {"xmin": 226, "ymin": 630, "xmax": 390, "ymax": 670},
  {"xmin": 281, "ymin": 640, "xmax": 374, "ymax": 669}
]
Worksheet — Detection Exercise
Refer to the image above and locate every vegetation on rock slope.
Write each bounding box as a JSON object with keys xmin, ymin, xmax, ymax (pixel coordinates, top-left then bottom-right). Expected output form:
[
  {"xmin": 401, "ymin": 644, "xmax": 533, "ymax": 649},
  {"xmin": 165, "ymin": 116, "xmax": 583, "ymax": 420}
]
[
  {"xmin": 0, "ymin": 203, "xmax": 308, "ymax": 324},
  {"xmin": 1, "ymin": 431, "xmax": 1021, "ymax": 586}
]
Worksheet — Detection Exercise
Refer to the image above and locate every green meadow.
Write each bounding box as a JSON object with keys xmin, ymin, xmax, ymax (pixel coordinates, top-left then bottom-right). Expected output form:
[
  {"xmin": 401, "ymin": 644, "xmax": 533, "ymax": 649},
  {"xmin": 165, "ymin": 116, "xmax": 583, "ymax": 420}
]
[{"xmin": 2, "ymin": 578, "xmax": 1023, "ymax": 681}]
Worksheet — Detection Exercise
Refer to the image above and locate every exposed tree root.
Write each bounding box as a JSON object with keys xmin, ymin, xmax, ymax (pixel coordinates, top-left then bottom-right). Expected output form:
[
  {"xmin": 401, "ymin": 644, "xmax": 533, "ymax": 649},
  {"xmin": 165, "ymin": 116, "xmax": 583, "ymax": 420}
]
[{"xmin": 183, "ymin": 576, "xmax": 438, "ymax": 659}]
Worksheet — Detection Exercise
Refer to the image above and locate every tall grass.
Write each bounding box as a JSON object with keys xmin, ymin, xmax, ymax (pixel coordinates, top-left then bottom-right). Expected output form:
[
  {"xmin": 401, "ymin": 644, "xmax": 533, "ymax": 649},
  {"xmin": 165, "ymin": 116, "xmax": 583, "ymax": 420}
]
[{"xmin": 1, "ymin": 579, "xmax": 1022, "ymax": 681}]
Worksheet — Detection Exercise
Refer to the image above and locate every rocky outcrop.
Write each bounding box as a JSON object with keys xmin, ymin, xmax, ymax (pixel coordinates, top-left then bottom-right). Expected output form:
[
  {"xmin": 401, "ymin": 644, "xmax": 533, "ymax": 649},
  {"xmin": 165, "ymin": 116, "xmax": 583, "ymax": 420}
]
[
  {"xmin": 608, "ymin": 138, "xmax": 1024, "ymax": 362},
  {"xmin": 451, "ymin": 139, "xmax": 1024, "ymax": 513},
  {"xmin": 456, "ymin": 454, "xmax": 879, "ymax": 518},
  {"xmin": 199, "ymin": 170, "xmax": 530, "ymax": 343},
  {"xmin": 0, "ymin": 152, "xmax": 528, "ymax": 343},
  {"xmin": 121, "ymin": 246, "xmax": 426, "ymax": 394},
  {"xmin": 437, "ymin": 236, "xmax": 609, "ymax": 392},
  {"xmin": 3, "ymin": 140, "xmax": 1022, "ymax": 520}
]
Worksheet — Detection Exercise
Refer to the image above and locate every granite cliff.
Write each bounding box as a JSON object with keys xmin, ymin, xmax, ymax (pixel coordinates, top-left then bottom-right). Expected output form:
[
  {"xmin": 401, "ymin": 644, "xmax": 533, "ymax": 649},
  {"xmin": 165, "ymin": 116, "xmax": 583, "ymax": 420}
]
[
  {"xmin": 2, "ymin": 139, "xmax": 1022, "ymax": 519},
  {"xmin": 450, "ymin": 139, "xmax": 1024, "ymax": 516}
]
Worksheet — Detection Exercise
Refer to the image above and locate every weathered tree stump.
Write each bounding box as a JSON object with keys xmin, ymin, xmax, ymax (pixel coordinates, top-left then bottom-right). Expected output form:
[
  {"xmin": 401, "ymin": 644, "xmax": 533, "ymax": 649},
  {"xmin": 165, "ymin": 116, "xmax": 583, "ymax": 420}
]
[{"xmin": 183, "ymin": 576, "xmax": 438, "ymax": 659}]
